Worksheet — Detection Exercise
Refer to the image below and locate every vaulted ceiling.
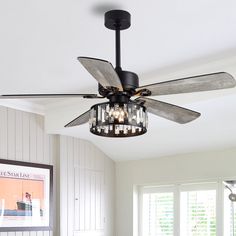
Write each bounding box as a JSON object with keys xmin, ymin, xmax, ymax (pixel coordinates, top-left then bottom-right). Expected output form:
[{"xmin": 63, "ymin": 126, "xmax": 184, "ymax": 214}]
[{"xmin": 1, "ymin": 0, "xmax": 236, "ymax": 161}]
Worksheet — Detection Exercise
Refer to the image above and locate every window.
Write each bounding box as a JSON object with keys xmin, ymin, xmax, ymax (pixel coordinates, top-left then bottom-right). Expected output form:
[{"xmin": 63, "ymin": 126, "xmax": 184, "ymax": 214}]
[
  {"xmin": 180, "ymin": 185, "xmax": 216, "ymax": 236},
  {"xmin": 138, "ymin": 181, "xmax": 234, "ymax": 236},
  {"xmin": 141, "ymin": 187, "xmax": 174, "ymax": 236}
]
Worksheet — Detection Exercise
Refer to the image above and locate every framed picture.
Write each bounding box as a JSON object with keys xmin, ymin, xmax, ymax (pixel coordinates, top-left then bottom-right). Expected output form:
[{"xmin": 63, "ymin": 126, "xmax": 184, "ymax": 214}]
[{"xmin": 0, "ymin": 159, "xmax": 53, "ymax": 231}]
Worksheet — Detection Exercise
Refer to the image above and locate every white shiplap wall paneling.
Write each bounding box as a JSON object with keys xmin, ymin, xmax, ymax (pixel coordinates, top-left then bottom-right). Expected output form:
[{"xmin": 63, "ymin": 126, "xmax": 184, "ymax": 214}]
[
  {"xmin": 22, "ymin": 232, "xmax": 30, "ymax": 236},
  {"xmin": 60, "ymin": 137, "xmax": 115, "ymax": 236},
  {"xmin": 60, "ymin": 136, "xmax": 68, "ymax": 236},
  {"xmin": 7, "ymin": 108, "xmax": 16, "ymax": 160},
  {"xmin": 104, "ymin": 157, "xmax": 115, "ymax": 236},
  {"xmin": 84, "ymin": 169, "xmax": 90, "ymax": 231},
  {"xmin": 22, "ymin": 112, "xmax": 30, "ymax": 163},
  {"xmin": 29, "ymin": 113, "xmax": 37, "ymax": 163},
  {"xmin": 74, "ymin": 166, "xmax": 80, "ymax": 231},
  {"xmin": 0, "ymin": 107, "xmax": 8, "ymax": 159},
  {"xmin": 79, "ymin": 168, "xmax": 85, "ymax": 231},
  {"xmin": 8, "ymin": 233, "xmax": 17, "ymax": 236},
  {"xmin": 15, "ymin": 110, "xmax": 23, "ymax": 161},
  {"xmin": 15, "ymin": 232, "xmax": 23, "ymax": 236},
  {"xmin": 90, "ymin": 171, "xmax": 96, "ymax": 231},
  {"xmin": 36, "ymin": 115, "xmax": 44, "ymax": 164},
  {"xmin": 0, "ymin": 107, "xmax": 57, "ymax": 236},
  {"xmin": 67, "ymin": 137, "xmax": 75, "ymax": 236}
]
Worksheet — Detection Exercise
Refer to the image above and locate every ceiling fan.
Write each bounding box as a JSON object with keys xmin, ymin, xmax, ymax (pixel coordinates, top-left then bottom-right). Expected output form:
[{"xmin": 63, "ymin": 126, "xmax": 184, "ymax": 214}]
[{"xmin": 1, "ymin": 10, "xmax": 236, "ymax": 137}]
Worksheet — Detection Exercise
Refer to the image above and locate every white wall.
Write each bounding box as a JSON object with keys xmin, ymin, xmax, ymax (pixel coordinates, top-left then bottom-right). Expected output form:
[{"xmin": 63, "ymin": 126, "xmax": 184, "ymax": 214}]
[
  {"xmin": 116, "ymin": 148, "xmax": 236, "ymax": 236},
  {"xmin": 0, "ymin": 106, "xmax": 58, "ymax": 236},
  {"xmin": 60, "ymin": 136, "xmax": 115, "ymax": 236}
]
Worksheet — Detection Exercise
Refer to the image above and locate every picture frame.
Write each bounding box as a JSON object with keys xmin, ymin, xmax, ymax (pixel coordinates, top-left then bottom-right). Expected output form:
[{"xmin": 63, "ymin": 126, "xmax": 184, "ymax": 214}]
[{"xmin": 0, "ymin": 159, "xmax": 53, "ymax": 231}]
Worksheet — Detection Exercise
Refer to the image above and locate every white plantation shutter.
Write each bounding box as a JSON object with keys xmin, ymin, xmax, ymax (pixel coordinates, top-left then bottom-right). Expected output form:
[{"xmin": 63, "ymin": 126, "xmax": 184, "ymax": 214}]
[
  {"xmin": 180, "ymin": 189, "xmax": 216, "ymax": 236},
  {"xmin": 139, "ymin": 182, "xmax": 235, "ymax": 236},
  {"xmin": 141, "ymin": 188, "xmax": 174, "ymax": 236}
]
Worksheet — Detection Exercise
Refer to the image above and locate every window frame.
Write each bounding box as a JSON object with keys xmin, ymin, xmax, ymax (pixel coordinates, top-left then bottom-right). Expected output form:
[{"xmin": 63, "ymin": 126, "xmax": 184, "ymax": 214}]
[
  {"xmin": 139, "ymin": 185, "xmax": 176, "ymax": 236},
  {"xmin": 138, "ymin": 180, "xmax": 228, "ymax": 236}
]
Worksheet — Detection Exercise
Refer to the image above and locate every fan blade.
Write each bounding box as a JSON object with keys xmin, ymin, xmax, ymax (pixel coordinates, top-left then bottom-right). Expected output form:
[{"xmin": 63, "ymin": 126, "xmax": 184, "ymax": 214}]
[
  {"xmin": 135, "ymin": 97, "xmax": 200, "ymax": 124},
  {"xmin": 137, "ymin": 72, "xmax": 236, "ymax": 96},
  {"xmin": 65, "ymin": 110, "xmax": 90, "ymax": 127},
  {"xmin": 0, "ymin": 94, "xmax": 102, "ymax": 99},
  {"xmin": 78, "ymin": 57, "xmax": 123, "ymax": 91}
]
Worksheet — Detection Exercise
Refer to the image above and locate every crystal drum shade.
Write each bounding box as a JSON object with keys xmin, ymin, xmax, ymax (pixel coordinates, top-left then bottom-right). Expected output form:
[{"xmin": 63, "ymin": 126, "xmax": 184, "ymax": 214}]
[{"xmin": 89, "ymin": 102, "xmax": 148, "ymax": 137}]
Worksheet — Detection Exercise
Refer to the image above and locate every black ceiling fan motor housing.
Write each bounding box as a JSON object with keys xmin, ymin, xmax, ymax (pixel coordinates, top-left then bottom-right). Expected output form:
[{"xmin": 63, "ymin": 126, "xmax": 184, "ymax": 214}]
[
  {"xmin": 98, "ymin": 69, "xmax": 139, "ymax": 97},
  {"xmin": 117, "ymin": 70, "xmax": 139, "ymax": 91}
]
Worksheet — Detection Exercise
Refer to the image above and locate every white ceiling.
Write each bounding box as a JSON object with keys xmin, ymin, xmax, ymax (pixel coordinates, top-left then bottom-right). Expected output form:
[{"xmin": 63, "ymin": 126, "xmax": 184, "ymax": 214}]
[{"xmin": 0, "ymin": 0, "xmax": 236, "ymax": 161}]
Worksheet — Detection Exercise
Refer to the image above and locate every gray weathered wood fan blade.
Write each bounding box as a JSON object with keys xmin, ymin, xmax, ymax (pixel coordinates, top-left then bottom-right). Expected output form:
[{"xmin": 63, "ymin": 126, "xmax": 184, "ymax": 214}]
[
  {"xmin": 0, "ymin": 94, "xmax": 101, "ymax": 99},
  {"xmin": 65, "ymin": 110, "xmax": 90, "ymax": 127},
  {"xmin": 78, "ymin": 57, "xmax": 123, "ymax": 91},
  {"xmin": 135, "ymin": 97, "xmax": 200, "ymax": 124},
  {"xmin": 137, "ymin": 72, "xmax": 236, "ymax": 96}
]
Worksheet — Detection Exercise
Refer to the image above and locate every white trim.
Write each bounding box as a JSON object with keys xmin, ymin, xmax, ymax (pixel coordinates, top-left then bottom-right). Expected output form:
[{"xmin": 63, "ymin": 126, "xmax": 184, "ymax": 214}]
[
  {"xmin": 137, "ymin": 177, "xmax": 231, "ymax": 188},
  {"xmin": 141, "ymin": 185, "xmax": 175, "ymax": 194},
  {"xmin": 73, "ymin": 230, "xmax": 104, "ymax": 236},
  {"xmin": 139, "ymin": 185, "xmax": 175, "ymax": 236},
  {"xmin": 174, "ymin": 185, "xmax": 180, "ymax": 236},
  {"xmin": 138, "ymin": 186, "xmax": 143, "ymax": 236},
  {"xmin": 216, "ymin": 182, "xmax": 224, "ymax": 236},
  {"xmin": 133, "ymin": 185, "xmax": 139, "ymax": 236},
  {"xmin": 179, "ymin": 182, "xmax": 217, "ymax": 191}
]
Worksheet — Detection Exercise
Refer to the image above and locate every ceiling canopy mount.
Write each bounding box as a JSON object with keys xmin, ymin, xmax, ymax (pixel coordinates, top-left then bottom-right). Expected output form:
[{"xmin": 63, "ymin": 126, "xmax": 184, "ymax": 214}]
[{"xmin": 104, "ymin": 10, "xmax": 131, "ymax": 31}]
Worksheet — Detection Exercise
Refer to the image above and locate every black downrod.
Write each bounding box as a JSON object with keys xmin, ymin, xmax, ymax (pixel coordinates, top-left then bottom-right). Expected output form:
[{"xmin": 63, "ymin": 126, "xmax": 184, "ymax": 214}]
[
  {"xmin": 115, "ymin": 28, "xmax": 121, "ymax": 71},
  {"xmin": 104, "ymin": 10, "xmax": 139, "ymax": 91},
  {"xmin": 104, "ymin": 10, "xmax": 131, "ymax": 71}
]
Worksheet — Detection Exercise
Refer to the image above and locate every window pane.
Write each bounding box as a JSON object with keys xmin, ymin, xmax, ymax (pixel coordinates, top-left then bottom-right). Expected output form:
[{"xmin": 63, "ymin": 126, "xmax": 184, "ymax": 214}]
[
  {"xmin": 142, "ymin": 192, "xmax": 174, "ymax": 236},
  {"xmin": 180, "ymin": 190, "xmax": 216, "ymax": 236}
]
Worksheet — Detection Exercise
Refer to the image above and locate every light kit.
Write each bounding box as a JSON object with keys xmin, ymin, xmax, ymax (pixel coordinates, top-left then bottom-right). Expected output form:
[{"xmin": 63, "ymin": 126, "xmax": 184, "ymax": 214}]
[{"xmin": 89, "ymin": 101, "xmax": 148, "ymax": 137}]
